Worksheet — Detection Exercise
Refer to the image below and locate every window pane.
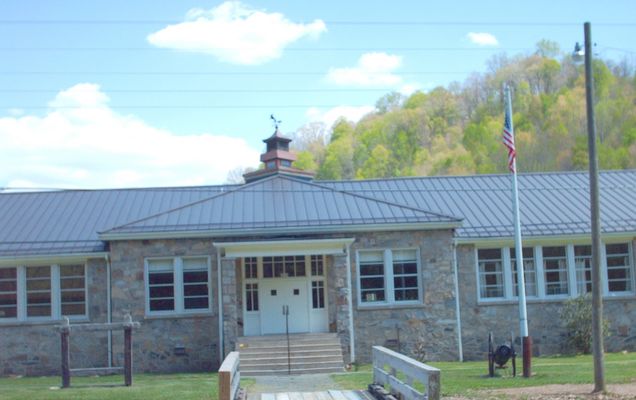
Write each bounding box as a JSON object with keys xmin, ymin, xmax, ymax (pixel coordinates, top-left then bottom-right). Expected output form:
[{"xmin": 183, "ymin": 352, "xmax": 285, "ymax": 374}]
[
  {"xmin": 393, "ymin": 250, "xmax": 418, "ymax": 302},
  {"xmin": 574, "ymin": 245, "xmax": 592, "ymax": 294},
  {"xmin": 246, "ymin": 283, "xmax": 259, "ymax": 311},
  {"xmin": 0, "ymin": 268, "xmax": 17, "ymax": 319},
  {"xmin": 543, "ymin": 246, "xmax": 568, "ymax": 295},
  {"xmin": 311, "ymin": 255, "xmax": 324, "ymax": 276},
  {"xmin": 148, "ymin": 260, "xmax": 174, "ymax": 312},
  {"xmin": 606, "ymin": 243, "xmax": 632, "ymax": 292},
  {"xmin": 26, "ymin": 266, "xmax": 51, "ymax": 317},
  {"xmin": 360, "ymin": 251, "xmax": 385, "ymax": 303},
  {"xmin": 183, "ymin": 261, "xmax": 209, "ymax": 310},
  {"xmin": 60, "ymin": 264, "xmax": 86, "ymax": 316},
  {"xmin": 244, "ymin": 257, "xmax": 258, "ymax": 279},
  {"xmin": 312, "ymin": 281, "xmax": 325, "ymax": 309},
  {"xmin": 510, "ymin": 247, "xmax": 536, "ymax": 297},
  {"xmin": 183, "ymin": 258, "xmax": 207, "ymax": 271},
  {"xmin": 478, "ymin": 249, "xmax": 504, "ymax": 298}
]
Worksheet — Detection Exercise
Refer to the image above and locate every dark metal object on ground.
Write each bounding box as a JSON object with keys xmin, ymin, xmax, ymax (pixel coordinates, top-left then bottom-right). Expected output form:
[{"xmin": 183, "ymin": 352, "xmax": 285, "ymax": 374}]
[{"xmin": 488, "ymin": 332, "xmax": 517, "ymax": 377}]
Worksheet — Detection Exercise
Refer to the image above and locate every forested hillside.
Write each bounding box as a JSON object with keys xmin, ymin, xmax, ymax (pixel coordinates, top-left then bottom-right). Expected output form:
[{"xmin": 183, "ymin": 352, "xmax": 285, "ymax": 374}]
[{"xmin": 291, "ymin": 41, "xmax": 636, "ymax": 180}]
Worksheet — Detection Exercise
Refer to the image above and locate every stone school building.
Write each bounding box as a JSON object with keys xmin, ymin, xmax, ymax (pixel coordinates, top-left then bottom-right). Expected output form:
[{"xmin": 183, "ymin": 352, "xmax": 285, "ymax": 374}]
[{"xmin": 1, "ymin": 131, "xmax": 636, "ymax": 375}]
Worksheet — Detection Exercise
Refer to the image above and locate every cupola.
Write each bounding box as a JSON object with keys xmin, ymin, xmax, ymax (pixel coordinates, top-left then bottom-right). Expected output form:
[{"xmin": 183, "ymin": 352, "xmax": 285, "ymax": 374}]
[{"xmin": 243, "ymin": 121, "xmax": 315, "ymax": 183}]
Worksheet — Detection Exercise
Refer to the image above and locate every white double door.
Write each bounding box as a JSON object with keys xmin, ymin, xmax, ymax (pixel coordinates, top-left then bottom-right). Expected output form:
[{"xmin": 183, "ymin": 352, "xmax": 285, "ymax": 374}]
[{"xmin": 260, "ymin": 278, "xmax": 310, "ymax": 334}]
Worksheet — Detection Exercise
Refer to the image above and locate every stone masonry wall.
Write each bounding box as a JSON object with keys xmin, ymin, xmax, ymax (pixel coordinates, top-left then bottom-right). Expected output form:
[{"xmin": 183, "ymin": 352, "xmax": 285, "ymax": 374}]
[
  {"xmin": 1, "ymin": 257, "xmax": 109, "ymax": 376},
  {"xmin": 347, "ymin": 230, "xmax": 459, "ymax": 364},
  {"xmin": 109, "ymin": 239, "xmax": 219, "ymax": 373},
  {"xmin": 457, "ymin": 242, "xmax": 636, "ymax": 360}
]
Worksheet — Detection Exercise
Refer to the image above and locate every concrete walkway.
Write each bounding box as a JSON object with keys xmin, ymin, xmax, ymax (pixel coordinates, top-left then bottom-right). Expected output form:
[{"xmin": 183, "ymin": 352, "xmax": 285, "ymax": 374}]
[{"xmin": 246, "ymin": 373, "xmax": 344, "ymax": 400}]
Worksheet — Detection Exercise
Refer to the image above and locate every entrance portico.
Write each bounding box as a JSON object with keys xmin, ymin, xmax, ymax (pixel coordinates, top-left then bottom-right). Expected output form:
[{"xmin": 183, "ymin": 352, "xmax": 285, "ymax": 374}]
[{"xmin": 214, "ymin": 238, "xmax": 355, "ymax": 362}]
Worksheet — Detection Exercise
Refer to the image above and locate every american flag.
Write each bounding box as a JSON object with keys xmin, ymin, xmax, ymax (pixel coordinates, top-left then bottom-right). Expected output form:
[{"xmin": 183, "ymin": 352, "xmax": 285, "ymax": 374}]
[{"xmin": 503, "ymin": 93, "xmax": 516, "ymax": 173}]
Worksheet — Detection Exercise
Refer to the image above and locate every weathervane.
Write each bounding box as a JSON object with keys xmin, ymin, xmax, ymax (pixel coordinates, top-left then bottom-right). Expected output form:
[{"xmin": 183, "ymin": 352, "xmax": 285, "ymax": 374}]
[{"xmin": 270, "ymin": 114, "xmax": 282, "ymax": 130}]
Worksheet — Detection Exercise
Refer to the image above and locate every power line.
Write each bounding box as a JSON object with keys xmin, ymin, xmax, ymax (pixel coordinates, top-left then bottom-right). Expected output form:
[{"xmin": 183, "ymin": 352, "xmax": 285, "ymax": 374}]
[
  {"xmin": 0, "ymin": 71, "xmax": 472, "ymax": 76},
  {"xmin": 0, "ymin": 19, "xmax": 634, "ymax": 26},
  {"xmin": 0, "ymin": 88, "xmax": 394, "ymax": 93},
  {"xmin": 0, "ymin": 46, "xmax": 531, "ymax": 52},
  {"xmin": 3, "ymin": 105, "xmax": 376, "ymax": 110}
]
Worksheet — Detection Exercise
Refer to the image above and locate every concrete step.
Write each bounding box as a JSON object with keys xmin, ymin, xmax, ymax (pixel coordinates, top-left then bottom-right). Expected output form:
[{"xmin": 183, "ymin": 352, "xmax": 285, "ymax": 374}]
[
  {"xmin": 238, "ymin": 333, "xmax": 344, "ymax": 376},
  {"xmin": 241, "ymin": 354, "xmax": 344, "ymax": 365}
]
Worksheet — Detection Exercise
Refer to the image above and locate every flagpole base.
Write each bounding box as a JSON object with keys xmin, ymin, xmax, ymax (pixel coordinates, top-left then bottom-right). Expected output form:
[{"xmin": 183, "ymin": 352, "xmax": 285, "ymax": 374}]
[{"xmin": 522, "ymin": 336, "xmax": 532, "ymax": 378}]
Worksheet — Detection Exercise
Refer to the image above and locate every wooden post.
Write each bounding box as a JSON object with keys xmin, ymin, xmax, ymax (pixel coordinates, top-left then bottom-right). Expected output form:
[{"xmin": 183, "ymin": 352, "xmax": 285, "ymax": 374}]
[
  {"xmin": 124, "ymin": 325, "xmax": 132, "ymax": 386},
  {"xmin": 60, "ymin": 318, "xmax": 71, "ymax": 388}
]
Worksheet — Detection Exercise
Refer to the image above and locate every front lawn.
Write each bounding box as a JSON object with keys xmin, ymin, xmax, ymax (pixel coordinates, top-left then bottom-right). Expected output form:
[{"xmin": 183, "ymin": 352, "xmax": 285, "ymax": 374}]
[
  {"xmin": 0, "ymin": 372, "xmax": 254, "ymax": 400},
  {"xmin": 332, "ymin": 352, "xmax": 636, "ymax": 396}
]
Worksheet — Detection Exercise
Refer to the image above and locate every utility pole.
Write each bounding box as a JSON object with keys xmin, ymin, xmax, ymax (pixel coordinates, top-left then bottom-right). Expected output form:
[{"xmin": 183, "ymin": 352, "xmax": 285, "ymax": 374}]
[{"xmin": 583, "ymin": 21, "xmax": 605, "ymax": 393}]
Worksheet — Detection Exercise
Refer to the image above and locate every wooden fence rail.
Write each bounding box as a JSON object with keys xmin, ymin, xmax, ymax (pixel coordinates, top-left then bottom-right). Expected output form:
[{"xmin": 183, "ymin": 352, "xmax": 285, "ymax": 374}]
[
  {"xmin": 371, "ymin": 346, "xmax": 440, "ymax": 400},
  {"xmin": 218, "ymin": 351, "xmax": 240, "ymax": 400}
]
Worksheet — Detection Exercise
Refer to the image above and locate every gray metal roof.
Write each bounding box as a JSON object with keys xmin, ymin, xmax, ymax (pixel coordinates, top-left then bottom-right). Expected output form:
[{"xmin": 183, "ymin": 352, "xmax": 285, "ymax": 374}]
[
  {"xmin": 101, "ymin": 175, "xmax": 460, "ymax": 237},
  {"xmin": 0, "ymin": 185, "xmax": 234, "ymax": 256},
  {"xmin": 321, "ymin": 170, "xmax": 636, "ymax": 239},
  {"xmin": 1, "ymin": 170, "xmax": 635, "ymax": 257}
]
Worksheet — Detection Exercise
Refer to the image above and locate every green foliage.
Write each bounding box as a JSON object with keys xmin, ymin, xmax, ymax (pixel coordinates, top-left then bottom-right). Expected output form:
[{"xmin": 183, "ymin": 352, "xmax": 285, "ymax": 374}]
[
  {"xmin": 293, "ymin": 150, "xmax": 318, "ymax": 172},
  {"xmin": 561, "ymin": 294, "xmax": 610, "ymax": 354},
  {"xmin": 292, "ymin": 41, "xmax": 636, "ymax": 180}
]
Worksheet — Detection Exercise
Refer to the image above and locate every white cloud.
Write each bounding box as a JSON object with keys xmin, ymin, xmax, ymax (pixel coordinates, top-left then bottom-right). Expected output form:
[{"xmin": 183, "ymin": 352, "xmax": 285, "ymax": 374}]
[
  {"xmin": 306, "ymin": 105, "xmax": 375, "ymax": 128},
  {"xmin": 147, "ymin": 1, "xmax": 326, "ymax": 65},
  {"xmin": 466, "ymin": 32, "xmax": 499, "ymax": 47},
  {"xmin": 326, "ymin": 52, "xmax": 404, "ymax": 86},
  {"xmin": 0, "ymin": 84, "xmax": 261, "ymax": 189}
]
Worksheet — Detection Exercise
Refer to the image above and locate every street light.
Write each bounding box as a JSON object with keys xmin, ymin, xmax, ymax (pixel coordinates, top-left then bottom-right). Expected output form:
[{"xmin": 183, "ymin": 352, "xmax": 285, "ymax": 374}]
[{"xmin": 572, "ymin": 22, "xmax": 605, "ymax": 394}]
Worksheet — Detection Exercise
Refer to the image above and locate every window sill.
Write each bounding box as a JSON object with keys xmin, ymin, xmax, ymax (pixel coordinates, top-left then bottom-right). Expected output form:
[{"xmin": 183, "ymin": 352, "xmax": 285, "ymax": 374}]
[
  {"xmin": 356, "ymin": 302, "xmax": 423, "ymax": 311},
  {"xmin": 0, "ymin": 317, "xmax": 89, "ymax": 327},
  {"xmin": 144, "ymin": 311, "xmax": 215, "ymax": 320}
]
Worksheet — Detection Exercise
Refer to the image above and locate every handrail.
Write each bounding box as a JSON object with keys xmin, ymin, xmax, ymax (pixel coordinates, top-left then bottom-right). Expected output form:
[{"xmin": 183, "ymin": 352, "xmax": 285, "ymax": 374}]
[
  {"xmin": 218, "ymin": 351, "xmax": 240, "ymax": 400},
  {"xmin": 371, "ymin": 346, "xmax": 440, "ymax": 400}
]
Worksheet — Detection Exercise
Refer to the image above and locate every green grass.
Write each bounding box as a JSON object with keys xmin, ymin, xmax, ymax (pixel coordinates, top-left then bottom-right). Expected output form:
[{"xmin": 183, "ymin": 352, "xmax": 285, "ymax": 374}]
[
  {"xmin": 0, "ymin": 372, "xmax": 255, "ymax": 400},
  {"xmin": 331, "ymin": 352, "xmax": 636, "ymax": 396}
]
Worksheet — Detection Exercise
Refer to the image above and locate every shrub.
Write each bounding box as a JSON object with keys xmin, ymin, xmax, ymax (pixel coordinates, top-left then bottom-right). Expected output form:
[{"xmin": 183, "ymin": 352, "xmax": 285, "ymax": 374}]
[{"xmin": 561, "ymin": 294, "xmax": 609, "ymax": 354}]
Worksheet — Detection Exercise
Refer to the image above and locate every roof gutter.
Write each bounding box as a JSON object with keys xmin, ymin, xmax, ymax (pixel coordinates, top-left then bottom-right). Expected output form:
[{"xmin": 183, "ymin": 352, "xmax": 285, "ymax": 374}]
[
  {"xmin": 99, "ymin": 221, "xmax": 462, "ymax": 242},
  {"xmin": 455, "ymin": 231, "xmax": 636, "ymax": 246},
  {"xmin": 0, "ymin": 252, "xmax": 109, "ymax": 267}
]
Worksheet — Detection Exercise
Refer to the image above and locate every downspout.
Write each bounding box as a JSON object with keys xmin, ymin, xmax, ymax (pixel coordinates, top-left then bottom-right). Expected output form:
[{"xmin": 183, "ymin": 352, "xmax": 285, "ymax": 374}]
[
  {"xmin": 345, "ymin": 243, "xmax": 355, "ymax": 363},
  {"xmin": 217, "ymin": 247, "xmax": 224, "ymax": 365},
  {"xmin": 452, "ymin": 239, "xmax": 464, "ymax": 362},
  {"xmin": 104, "ymin": 254, "xmax": 113, "ymax": 368}
]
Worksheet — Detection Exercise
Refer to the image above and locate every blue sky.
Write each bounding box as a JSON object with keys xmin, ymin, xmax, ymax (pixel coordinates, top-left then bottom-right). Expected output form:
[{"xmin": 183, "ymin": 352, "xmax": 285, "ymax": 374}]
[{"xmin": 0, "ymin": 0, "xmax": 634, "ymax": 188}]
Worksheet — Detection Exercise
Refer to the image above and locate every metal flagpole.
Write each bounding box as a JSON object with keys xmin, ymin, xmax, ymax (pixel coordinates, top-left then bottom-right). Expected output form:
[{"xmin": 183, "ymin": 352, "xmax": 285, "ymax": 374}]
[{"xmin": 504, "ymin": 85, "xmax": 532, "ymax": 377}]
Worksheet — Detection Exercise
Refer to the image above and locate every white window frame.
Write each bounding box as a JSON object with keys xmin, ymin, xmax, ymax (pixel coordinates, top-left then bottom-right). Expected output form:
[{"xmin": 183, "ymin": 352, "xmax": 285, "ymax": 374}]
[
  {"xmin": 0, "ymin": 263, "xmax": 88, "ymax": 323},
  {"xmin": 144, "ymin": 256, "xmax": 212, "ymax": 316},
  {"xmin": 356, "ymin": 248, "xmax": 422, "ymax": 307},
  {"xmin": 475, "ymin": 241, "xmax": 636, "ymax": 303}
]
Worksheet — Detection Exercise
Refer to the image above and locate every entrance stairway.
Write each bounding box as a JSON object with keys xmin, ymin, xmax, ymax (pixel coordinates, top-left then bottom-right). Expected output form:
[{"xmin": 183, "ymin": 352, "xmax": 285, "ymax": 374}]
[{"xmin": 237, "ymin": 333, "xmax": 345, "ymax": 376}]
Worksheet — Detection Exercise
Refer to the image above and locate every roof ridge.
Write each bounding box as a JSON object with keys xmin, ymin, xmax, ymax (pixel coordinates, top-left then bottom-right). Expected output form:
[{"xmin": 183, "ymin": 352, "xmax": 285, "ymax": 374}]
[{"xmin": 275, "ymin": 175, "xmax": 462, "ymax": 222}]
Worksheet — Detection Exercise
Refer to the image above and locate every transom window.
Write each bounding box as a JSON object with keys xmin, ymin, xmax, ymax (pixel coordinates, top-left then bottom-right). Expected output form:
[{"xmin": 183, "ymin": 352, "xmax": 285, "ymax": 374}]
[
  {"xmin": 0, "ymin": 264, "xmax": 87, "ymax": 322},
  {"xmin": 263, "ymin": 256, "xmax": 306, "ymax": 278},
  {"xmin": 145, "ymin": 257, "xmax": 211, "ymax": 315},
  {"xmin": 357, "ymin": 249, "xmax": 421, "ymax": 305}
]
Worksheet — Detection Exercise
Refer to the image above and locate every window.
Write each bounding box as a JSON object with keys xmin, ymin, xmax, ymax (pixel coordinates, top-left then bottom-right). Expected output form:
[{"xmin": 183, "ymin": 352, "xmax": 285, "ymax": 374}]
[
  {"xmin": 147, "ymin": 259, "xmax": 175, "ymax": 312},
  {"xmin": 245, "ymin": 283, "xmax": 259, "ymax": 311},
  {"xmin": 263, "ymin": 256, "xmax": 305, "ymax": 278},
  {"xmin": 311, "ymin": 255, "xmax": 324, "ymax": 276},
  {"xmin": 606, "ymin": 243, "xmax": 632, "ymax": 293},
  {"xmin": 358, "ymin": 249, "xmax": 421, "ymax": 305},
  {"xmin": 145, "ymin": 257, "xmax": 210, "ymax": 315},
  {"xmin": 0, "ymin": 264, "xmax": 87, "ymax": 322},
  {"xmin": 244, "ymin": 257, "xmax": 257, "ymax": 279},
  {"xmin": 183, "ymin": 258, "xmax": 209, "ymax": 310},
  {"xmin": 60, "ymin": 265, "xmax": 86, "ymax": 316},
  {"xmin": 392, "ymin": 250, "xmax": 419, "ymax": 301},
  {"xmin": 359, "ymin": 251, "xmax": 385, "ymax": 303},
  {"xmin": 312, "ymin": 281, "xmax": 325, "ymax": 309},
  {"xmin": 0, "ymin": 268, "xmax": 17, "ymax": 319},
  {"xmin": 478, "ymin": 249, "xmax": 504, "ymax": 299},
  {"xmin": 543, "ymin": 246, "xmax": 568, "ymax": 295},
  {"xmin": 510, "ymin": 248, "xmax": 537, "ymax": 297},
  {"xmin": 574, "ymin": 245, "xmax": 592, "ymax": 294}
]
